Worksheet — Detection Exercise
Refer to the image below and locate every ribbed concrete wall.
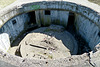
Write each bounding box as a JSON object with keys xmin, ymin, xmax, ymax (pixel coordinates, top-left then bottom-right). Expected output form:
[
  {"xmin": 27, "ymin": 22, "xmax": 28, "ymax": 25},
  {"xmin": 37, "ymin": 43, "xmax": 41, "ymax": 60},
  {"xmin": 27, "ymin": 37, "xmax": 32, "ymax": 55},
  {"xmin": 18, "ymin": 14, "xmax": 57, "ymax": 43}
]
[
  {"xmin": 35, "ymin": 10, "xmax": 69, "ymax": 27},
  {"xmin": 0, "ymin": 13, "xmax": 30, "ymax": 52},
  {"xmin": 75, "ymin": 14, "xmax": 100, "ymax": 50}
]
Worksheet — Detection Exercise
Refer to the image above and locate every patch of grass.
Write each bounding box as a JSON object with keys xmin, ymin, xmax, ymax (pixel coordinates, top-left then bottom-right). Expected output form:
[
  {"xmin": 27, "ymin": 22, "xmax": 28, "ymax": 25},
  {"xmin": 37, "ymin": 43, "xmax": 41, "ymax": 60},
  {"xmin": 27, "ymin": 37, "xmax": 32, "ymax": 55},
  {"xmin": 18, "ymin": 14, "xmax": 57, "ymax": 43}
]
[
  {"xmin": 0, "ymin": 0, "xmax": 16, "ymax": 9},
  {"xmin": 88, "ymin": 0, "xmax": 100, "ymax": 5}
]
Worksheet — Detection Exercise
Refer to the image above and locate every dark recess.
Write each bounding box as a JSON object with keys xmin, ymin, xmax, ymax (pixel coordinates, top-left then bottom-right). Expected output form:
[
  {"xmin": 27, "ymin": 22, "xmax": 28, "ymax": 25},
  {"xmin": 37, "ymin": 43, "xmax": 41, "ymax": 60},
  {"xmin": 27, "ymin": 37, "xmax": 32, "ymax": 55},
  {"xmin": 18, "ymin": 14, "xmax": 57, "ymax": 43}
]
[
  {"xmin": 11, "ymin": 11, "xmax": 38, "ymax": 47},
  {"xmin": 66, "ymin": 12, "xmax": 76, "ymax": 34},
  {"xmin": 12, "ymin": 20, "xmax": 17, "ymax": 25},
  {"xmin": 26, "ymin": 11, "xmax": 38, "ymax": 32},
  {"xmin": 45, "ymin": 10, "xmax": 51, "ymax": 15},
  {"xmin": 11, "ymin": 11, "xmax": 92, "ymax": 56},
  {"xmin": 98, "ymin": 31, "xmax": 100, "ymax": 37},
  {"xmin": 28, "ymin": 11, "xmax": 36, "ymax": 25},
  {"xmin": 66, "ymin": 12, "xmax": 91, "ymax": 55}
]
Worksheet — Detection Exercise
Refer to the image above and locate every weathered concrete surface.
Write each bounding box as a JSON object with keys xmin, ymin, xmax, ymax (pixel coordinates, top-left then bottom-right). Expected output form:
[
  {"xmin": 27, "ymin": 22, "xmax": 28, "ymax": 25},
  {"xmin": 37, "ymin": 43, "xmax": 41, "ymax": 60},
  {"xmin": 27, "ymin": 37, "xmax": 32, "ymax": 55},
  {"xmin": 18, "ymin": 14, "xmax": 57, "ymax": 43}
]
[
  {"xmin": 75, "ymin": 14, "xmax": 100, "ymax": 50},
  {"xmin": 0, "ymin": 13, "xmax": 29, "ymax": 43},
  {"xmin": 0, "ymin": 33, "xmax": 10, "ymax": 52},
  {"xmin": 51, "ymin": 10, "xmax": 69, "ymax": 27},
  {"xmin": 8, "ymin": 46, "xmax": 18, "ymax": 55},
  {"xmin": 0, "ymin": 60, "xmax": 17, "ymax": 67},
  {"xmin": 35, "ymin": 10, "xmax": 69, "ymax": 27},
  {"xmin": 0, "ymin": 51, "xmax": 93, "ymax": 67},
  {"xmin": 90, "ymin": 50, "xmax": 100, "ymax": 67}
]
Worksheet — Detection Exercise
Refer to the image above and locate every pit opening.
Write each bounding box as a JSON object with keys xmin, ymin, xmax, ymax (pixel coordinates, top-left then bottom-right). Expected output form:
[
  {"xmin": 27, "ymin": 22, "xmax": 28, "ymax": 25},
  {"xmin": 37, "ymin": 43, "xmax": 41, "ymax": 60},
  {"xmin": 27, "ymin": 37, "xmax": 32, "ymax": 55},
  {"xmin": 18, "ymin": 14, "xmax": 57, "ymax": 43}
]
[
  {"xmin": 1, "ymin": 9, "xmax": 99, "ymax": 59},
  {"xmin": 10, "ymin": 10, "xmax": 92, "ymax": 56}
]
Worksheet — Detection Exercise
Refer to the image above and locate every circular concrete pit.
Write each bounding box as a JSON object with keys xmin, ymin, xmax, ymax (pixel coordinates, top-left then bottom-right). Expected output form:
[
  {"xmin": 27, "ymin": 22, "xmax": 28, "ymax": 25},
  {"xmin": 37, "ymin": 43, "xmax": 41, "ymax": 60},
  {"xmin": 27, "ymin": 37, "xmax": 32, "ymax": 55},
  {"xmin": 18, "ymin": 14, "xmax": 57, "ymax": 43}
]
[
  {"xmin": 17, "ymin": 25, "xmax": 77, "ymax": 59},
  {"xmin": 0, "ymin": 0, "xmax": 100, "ymax": 67}
]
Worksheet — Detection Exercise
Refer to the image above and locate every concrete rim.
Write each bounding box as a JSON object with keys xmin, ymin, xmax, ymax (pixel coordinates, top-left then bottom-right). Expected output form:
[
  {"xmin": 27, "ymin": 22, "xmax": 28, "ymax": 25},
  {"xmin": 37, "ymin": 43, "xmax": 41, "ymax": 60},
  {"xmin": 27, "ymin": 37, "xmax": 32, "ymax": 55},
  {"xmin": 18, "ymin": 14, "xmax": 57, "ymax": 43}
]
[{"xmin": 0, "ymin": 0, "xmax": 100, "ymax": 28}]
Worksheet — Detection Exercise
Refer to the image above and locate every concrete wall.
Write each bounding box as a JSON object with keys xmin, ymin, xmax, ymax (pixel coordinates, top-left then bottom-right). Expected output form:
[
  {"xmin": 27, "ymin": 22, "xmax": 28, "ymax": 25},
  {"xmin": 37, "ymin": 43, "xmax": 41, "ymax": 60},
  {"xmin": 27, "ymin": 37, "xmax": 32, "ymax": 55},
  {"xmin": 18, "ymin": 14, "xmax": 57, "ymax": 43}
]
[
  {"xmin": 75, "ymin": 14, "xmax": 100, "ymax": 50},
  {"xmin": 0, "ymin": 13, "xmax": 29, "ymax": 52},
  {"xmin": 36, "ymin": 9, "xmax": 100, "ymax": 51},
  {"xmin": 51, "ymin": 10, "xmax": 69, "ymax": 27},
  {"xmin": 35, "ymin": 10, "xmax": 51, "ymax": 26},
  {"xmin": 35, "ymin": 10, "xmax": 69, "ymax": 27}
]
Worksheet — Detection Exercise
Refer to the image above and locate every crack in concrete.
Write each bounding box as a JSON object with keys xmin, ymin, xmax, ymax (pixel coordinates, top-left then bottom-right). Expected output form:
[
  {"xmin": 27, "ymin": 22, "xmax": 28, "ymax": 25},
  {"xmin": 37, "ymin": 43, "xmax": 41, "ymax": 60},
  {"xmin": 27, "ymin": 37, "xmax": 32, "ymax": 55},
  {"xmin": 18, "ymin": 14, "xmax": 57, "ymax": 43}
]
[{"xmin": 88, "ymin": 53, "xmax": 96, "ymax": 67}]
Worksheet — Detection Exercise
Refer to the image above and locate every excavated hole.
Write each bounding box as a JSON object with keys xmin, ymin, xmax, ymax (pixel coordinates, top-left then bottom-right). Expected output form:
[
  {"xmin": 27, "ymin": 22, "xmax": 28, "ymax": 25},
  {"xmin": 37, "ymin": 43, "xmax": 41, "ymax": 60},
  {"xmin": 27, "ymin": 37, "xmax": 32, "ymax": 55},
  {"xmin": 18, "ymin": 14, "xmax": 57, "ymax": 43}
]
[
  {"xmin": 7, "ymin": 11, "xmax": 93, "ymax": 59},
  {"xmin": 10, "ymin": 24, "xmax": 91, "ymax": 58}
]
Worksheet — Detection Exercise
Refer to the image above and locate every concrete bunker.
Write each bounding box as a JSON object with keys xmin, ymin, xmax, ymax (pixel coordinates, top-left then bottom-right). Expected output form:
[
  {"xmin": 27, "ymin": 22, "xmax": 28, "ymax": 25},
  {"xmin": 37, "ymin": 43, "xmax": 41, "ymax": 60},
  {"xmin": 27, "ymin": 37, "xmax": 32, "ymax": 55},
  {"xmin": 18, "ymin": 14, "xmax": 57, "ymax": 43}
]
[
  {"xmin": 0, "ymin": 0, "xmax": 100, "ymax": 66},
  {"xmin": 0, "ymin": 9, "xmax": 98, "ymax": 56}
]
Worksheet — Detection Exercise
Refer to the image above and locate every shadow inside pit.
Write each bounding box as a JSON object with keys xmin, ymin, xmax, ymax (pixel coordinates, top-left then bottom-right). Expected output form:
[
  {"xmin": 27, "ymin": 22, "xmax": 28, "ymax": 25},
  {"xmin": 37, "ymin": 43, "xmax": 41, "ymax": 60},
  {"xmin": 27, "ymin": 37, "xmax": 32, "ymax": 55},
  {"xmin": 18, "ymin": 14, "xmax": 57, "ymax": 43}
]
[{"xmin": 11, "ymin": 24, "xmax": 92, "ymax": 56}]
